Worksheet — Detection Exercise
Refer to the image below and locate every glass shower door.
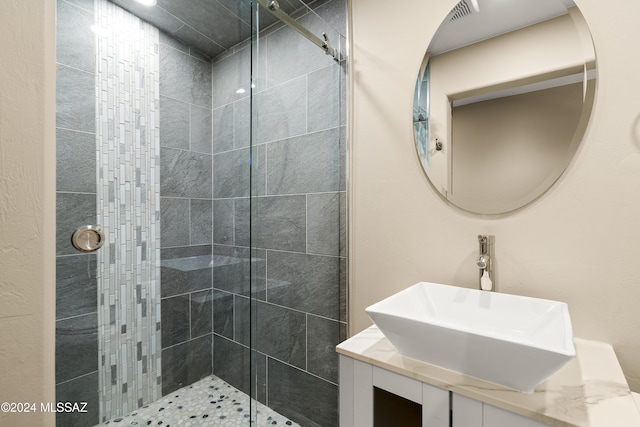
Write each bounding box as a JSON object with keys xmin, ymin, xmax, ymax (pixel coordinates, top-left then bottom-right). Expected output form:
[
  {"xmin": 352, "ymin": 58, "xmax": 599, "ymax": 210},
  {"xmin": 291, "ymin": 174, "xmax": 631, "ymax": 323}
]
[{"xmin": 248, "ymin": 1, "xmax": 348, "ymax": 425}]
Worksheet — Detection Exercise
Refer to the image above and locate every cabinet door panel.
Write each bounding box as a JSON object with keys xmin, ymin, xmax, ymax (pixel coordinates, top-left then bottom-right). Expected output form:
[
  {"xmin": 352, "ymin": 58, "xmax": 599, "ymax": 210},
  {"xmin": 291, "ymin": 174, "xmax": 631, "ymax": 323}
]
[
  {"xmin": 423, "ymin": 383, "xmax": 449, "ymax": 427},
  {"xmin": 452, "ymin": 393, "xmax": 483, "ymax": 427}
]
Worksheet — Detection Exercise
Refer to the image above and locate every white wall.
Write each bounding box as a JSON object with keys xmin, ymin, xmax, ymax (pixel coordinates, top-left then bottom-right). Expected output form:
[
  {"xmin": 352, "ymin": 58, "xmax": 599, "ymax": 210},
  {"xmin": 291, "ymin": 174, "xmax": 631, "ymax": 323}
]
[
  {"xmin": 0, "ymin": 1, "xmax": 56, "ymax": 425},
  {"xmin": 349, "ymin": 0, "xmax": 640, "ymax": 392}
]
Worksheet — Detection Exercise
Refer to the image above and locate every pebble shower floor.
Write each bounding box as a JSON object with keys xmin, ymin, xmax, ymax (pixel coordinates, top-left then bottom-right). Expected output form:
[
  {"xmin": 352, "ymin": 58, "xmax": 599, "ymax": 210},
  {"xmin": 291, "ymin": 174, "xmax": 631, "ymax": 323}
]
[{"xmin": 100, "ymin": 375, "xmax": 300, "ymax": 426}]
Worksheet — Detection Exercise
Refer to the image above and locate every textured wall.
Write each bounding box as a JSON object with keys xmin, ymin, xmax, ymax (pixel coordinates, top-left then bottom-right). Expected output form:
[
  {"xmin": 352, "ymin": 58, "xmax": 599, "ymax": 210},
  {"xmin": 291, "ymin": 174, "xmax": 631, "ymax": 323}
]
[
  {"xmin": 350, "ymin": 0, "xmax": 640, "ymax": 392},
  {"xmin": 0, "ymin": 0, "xmax": 56, "ymax": 426}
]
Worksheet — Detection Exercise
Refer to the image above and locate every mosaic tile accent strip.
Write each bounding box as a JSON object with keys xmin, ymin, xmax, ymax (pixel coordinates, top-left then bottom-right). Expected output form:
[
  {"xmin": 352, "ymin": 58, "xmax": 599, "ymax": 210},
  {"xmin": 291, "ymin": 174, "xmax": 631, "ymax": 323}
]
[
  {"xmin": 96, "ymin": 0, "xmax": 162, "ymax": 421},
  {"xmin": 101, "ymin": 375, "xmax": 300, "ymax": 426}
]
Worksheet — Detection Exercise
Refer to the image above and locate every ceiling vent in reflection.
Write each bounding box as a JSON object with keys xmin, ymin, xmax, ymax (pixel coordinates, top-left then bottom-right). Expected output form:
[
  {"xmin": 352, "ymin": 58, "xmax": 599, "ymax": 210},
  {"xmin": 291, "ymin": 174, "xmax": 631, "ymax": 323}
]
[{"xmin": 448, "ymin": 0, "xmax": 480, "ymax": 22}]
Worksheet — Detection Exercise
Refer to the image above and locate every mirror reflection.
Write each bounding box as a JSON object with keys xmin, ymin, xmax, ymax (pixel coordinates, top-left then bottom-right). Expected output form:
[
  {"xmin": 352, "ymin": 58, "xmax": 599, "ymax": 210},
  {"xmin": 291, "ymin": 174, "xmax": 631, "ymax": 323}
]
[{"xmin": 414, "ymin": 0, "xmax": 596, "ymax": 214}]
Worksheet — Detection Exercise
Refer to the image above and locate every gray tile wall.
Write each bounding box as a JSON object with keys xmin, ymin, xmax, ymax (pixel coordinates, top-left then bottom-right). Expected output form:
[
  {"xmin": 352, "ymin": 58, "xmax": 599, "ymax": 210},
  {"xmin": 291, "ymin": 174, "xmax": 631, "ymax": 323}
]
[
  {"xmin": 55, "ymin": 1, "xmax": 100, "ymax": 426},
  {"xmin": 59, "ymin": 7, "xmax": 218, "ymax": 406},
  {"xmin": 158, "ymin": 32, "xmax": 215, "ymax": 396},
  {"xmin": 210, "ymin": 1, "xmax": 348, "ymax": 426},
  {"xmin": 56, "ymin": 1, "xmax": 346, "ymax": 425}
]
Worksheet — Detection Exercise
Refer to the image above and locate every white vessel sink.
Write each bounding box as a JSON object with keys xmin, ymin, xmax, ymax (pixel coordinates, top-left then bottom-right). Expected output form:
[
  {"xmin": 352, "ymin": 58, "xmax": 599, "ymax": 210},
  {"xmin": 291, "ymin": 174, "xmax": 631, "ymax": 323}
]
[{"xmin": 365, "ymin": 282, "xmax": 576, "ymax": 392}]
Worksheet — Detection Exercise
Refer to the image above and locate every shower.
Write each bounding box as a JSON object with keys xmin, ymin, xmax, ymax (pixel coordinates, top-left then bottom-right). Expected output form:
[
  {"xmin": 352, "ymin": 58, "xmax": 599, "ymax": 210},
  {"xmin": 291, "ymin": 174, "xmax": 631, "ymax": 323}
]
[{"xmin": 55, "ymin": 0, "xmax": 347, "ymax": 425}]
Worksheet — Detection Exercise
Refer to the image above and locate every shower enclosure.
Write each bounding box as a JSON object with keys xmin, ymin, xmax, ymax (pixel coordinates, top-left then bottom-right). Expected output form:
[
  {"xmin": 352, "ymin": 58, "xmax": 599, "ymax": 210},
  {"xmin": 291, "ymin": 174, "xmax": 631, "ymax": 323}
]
[{"xmin": 54, "ymin": 0, "xmax": 347, "ymax": 425}]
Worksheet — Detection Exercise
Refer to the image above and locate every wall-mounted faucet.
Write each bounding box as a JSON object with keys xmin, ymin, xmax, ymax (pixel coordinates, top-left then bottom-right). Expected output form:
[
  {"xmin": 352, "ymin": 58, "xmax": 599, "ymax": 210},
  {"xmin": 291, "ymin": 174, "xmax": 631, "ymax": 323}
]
[{"xmin": 477, "ymin": 235, "xmax": 494, "ymax": 291}]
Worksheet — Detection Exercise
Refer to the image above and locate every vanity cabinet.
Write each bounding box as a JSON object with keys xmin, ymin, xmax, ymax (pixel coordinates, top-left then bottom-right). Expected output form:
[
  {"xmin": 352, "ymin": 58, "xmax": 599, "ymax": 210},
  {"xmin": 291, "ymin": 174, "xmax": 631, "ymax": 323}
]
[{"xmin": 340, "ymin": 356, "xmax": 549, "ymax": 427}]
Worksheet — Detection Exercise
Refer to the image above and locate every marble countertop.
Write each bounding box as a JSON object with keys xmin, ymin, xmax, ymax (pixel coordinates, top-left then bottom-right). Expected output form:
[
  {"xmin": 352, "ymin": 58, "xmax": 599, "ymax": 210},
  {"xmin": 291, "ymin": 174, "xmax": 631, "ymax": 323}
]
[{"xmin": 336, "ymin": 326, "xmax": 640, "ymax": 427}]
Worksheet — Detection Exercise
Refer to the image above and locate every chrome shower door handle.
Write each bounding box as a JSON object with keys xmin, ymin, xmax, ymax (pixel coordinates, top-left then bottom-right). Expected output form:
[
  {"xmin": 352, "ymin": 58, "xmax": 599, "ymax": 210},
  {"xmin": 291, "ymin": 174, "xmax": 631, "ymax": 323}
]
[{"xmin": 71, "ymin": 225, "xmax": 106, "ymax": 253}]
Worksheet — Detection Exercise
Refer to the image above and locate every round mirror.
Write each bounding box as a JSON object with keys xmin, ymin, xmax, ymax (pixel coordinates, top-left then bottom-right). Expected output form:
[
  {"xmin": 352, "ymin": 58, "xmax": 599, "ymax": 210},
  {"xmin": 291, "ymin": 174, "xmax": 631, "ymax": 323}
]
[{"xmin": 414, "ymin": 0, "xmax": 596, "ymax": 214}]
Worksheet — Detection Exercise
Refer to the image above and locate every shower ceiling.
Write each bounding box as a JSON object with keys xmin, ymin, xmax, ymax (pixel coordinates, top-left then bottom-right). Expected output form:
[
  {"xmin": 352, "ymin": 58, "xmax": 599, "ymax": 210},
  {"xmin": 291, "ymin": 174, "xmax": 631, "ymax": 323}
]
[{"xmin": 108, "ymin": 0, "xmax": 325, "ymax": 59}]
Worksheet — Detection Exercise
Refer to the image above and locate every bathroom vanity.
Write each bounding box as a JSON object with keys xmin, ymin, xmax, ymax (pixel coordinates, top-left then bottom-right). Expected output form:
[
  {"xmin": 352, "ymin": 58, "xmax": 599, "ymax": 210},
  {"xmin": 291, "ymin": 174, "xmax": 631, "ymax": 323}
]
[{"xmin": 337, "ymin": 326, "xmax": 640, "ymax": 427}]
